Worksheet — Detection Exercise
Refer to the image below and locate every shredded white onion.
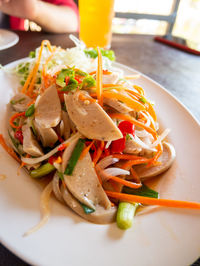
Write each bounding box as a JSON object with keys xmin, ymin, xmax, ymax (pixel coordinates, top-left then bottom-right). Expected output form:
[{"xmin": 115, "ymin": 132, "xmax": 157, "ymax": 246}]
[
  {"xmin": 103, "ymin": 168, "xmax": 130, "ymax": 177},
  {"xmin": 52, "ymin": 172, "xmax": 64, "ymax": 203},
  {"xmin": 97, "ymin": 167, "xmax": 129, "ymax": 182},
  {"xmin": 151, "ymin": 128, "xmax": 171, "ymax": 148},
  {"xmin": 141, "ymin": 111, "xmax": 151, "ymax": 127},
  {"xmin": 97, "ymin": 155, "xmax": 119, "ymax": 170},
  {"xmin": 21, "ymin": 132, "xmax": 81, "ymax": 164},
  {"xmin": 130, "ymin": 134, "xmax": 156, "ymax": 152},
  {"xmin": 23, "ymin": 181, "xmax": 53, "ymax": 237},
  {"xmin": 135, "ymin": 129, "xmax": 149, "ymax": 138},
  {"xmin": 69, "ymin": 34, "xmax": 86, "ymax": 49},
  {"xmin": 105, "ymin": 140, "xmax": 112, "ymax": 149}
]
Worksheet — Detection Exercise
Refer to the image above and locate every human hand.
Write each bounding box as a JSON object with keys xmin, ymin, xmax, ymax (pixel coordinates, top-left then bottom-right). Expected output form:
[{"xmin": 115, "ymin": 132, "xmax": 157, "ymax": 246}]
[
  {"xmin": 0, "ymin": 0, "xmax": 38, "ymax": 20},
  {"xmin": 0, "ymin": 0, "xmax": 10, "ymax": 6}
]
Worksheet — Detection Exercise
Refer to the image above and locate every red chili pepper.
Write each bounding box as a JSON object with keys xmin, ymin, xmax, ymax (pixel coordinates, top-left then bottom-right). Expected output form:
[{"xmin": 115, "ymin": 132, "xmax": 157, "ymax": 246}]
[
  {"xmin": 118, "ymin": 121, "xmax": 135, "ymax": 137},
  {"xmin": 58, "ymin": 143, "xmax": 68, "ymax": 151},
  {"xmin": 14, "ymin": 130, "xmax": 23, "ymax": 144},
  {"xmin": 111, "ymin": 137, "xmax": 126, "ymax": 153},
  {"xmin": 110, "ymin": 121, "xmax": 135, "ymax": 153},
  {"xmin": 65, "ymin": 76, "xmax": 70, "ymax": 85},
  {"xmin": 74, "ymin": 76, "xmax": 82, "ymax": 84},
  {"xmin": 48, "ymin": 155, "xmax": 57, "ymax": 165}
]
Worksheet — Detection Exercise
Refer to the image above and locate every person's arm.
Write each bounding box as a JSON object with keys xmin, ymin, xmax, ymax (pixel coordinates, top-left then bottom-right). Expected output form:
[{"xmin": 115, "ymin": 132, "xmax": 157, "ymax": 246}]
[{"xmin": 0, "ymin": 0, "xmax": 78, "ymax": 33}]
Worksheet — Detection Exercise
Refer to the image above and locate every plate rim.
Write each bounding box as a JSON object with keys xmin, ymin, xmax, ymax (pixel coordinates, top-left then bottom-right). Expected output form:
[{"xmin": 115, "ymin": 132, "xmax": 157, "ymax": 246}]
[{"xmin": 0, "ymin": 29, "xmax": 19, "ymax": 51}]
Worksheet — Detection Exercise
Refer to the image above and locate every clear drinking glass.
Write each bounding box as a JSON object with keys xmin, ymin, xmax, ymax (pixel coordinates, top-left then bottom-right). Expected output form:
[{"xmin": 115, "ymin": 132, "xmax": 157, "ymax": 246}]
[{"xmin": 79, "ymin": 0, "xmax": 115, "ymax": 48}]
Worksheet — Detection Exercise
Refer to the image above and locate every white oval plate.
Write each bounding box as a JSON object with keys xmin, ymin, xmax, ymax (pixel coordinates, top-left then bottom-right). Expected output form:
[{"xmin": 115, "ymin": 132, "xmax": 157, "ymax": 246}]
[
  {"xmin": 0, "ymin": 29, "xmax": 19, "ymax": 51},
  {"xmin": 0, "ymin": 59, "xmax": 200, "ymax": 266}
]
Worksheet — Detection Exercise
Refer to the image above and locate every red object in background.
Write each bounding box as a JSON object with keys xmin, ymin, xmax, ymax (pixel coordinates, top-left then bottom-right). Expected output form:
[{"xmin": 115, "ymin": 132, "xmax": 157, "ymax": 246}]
[
  {"xmin": 10, "ymin": 0, "xmax": 79, "ymax": 31},
  {"xmin": 154, "ymin": 36, "xmax": 200, "ymax": 55}
]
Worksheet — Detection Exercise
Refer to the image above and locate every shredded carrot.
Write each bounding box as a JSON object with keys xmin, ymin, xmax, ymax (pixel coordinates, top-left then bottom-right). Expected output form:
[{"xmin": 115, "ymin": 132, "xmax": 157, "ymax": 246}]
[
  {"xmin": 27, "ymin": 99, "xmax": 35, "ymax": 107},
  {"xmin": 125, "ymin": 88, "xmax": 141, "ymax": 98},
  {"xmin": 0, "ymin": 134, "xmax": 21, "ymax": 163},
  {"xmin": 80, "ymin": 140, "xmax": 95, "ymax": 160},
  {"xmin": 89, "ymin": 71, "xmax": 96, "ymax": 76},
  {"xmin": 124, "ymin": 74, "xmax": 140, "ymax": 80},
  {"xmin": 147, "ymin": 143, "xmax": 162, "ymax": 167},
  {"xmin": 79, "ymin": 93, "xmax": 97, "ymax": 103},
  {"xmin": 103, "ymin": 84, "xmax": 125, "ymax": 88},
  {"xmin": 93, "ymin": 141, "xmax": 104, "ymax": 165},
  {"xmin": 105, "ymin": 191, "xmax": 200, "ymax": 210},
  {"xmin": 106, "ymin": 175, "xmax": 142, "ymax": 189},
  {"xmin": 126, "ymin": 91, "xmax": 140, "ymax": 101},
  {"xmin": 54, "ymin": 156, "xmax": 62, "ymax": 164},
  {"xmin": 26, "ymin": 42, "xmax": 45, "ymax": 96},
  {"xmin": 130, "ymin": 167, "xmax": 141, "ymax": 183},
  {"xmin": 111, "ymin": 153, "xmax": 148, "ymax": 161},
  {"xmin": 146, "ymin": 101, "xmax": 157, "ymax": 122},
  {"xmin": 18, "ymin": 154, "xmax": 30, "ymax": 175},
  {"xmin": 89, "ymin": 70, "xmax": 112, "ymax": 76},
  {"xmin": 23, "ymin": 40, "xmax": 52, "ymax": 97},
  {"xmin": 109, "ymin": 113, "xmax": 157, "ymax": 140},
  {"xmin": 96, "ymin": 47, "xmax": 103, "ymax": 106},
  {"xmin": 133, "ymin": 85, "xmax": 144, "ymax": 96},
  {"xmin": 62, "ymin": 179, "xmax": 66, "ymax": 188},
  {"xmin": 121, "ymin": 158, "xmax": 150, "ymax": 170},
  {"xmin": 9, "ymin": 112, "xmax": 25, "ymax": 129},
  {"xmin": 103, "ymin": 91, "xmax": 145, "ymax": 112}
]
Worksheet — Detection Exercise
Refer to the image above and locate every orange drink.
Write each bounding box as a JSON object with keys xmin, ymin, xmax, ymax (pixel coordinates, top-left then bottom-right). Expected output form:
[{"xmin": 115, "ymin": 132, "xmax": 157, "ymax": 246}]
[{"xmin": 79, "ymin": 0, "xmax": 115, "ymax": 48}]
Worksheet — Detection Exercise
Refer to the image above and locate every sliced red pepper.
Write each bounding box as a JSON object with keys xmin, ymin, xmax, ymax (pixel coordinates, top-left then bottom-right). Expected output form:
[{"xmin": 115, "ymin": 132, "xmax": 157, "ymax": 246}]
[
  {"xmin": 118, "ymin": 120, "xmax": 135, "ymax": 136},
  {"xmin": 48, "ymin": 155, "xmax": 57, "ymax": 165},
  {"xmin": 14, "ymin": 130, "xmax": 23, "ymax": 144},
  {"xmin": 58, "ymin": 143, "xmax": 68, "ymax": 151},
  {"xmin": 74, "ymin": 76, "xmax": 83, "ymax": 84},
  {"xmin": 110, "ymin": 121, "xmax": 135, "ymax": 153},
  {"xmin": 110, "ymin": 137, "xmax": 126, "ymax": 153}
]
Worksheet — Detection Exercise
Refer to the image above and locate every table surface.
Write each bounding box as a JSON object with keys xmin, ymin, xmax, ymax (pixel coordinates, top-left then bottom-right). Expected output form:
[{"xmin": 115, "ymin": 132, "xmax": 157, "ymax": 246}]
[{"xmin": 0, "ymin": 31, "xmax": 199, "ymax": 266}]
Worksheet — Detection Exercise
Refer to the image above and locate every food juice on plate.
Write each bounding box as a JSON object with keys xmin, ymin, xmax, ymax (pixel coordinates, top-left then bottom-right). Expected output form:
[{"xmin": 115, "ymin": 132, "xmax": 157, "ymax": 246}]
[{"xmin": 79, "ymin": 0, "xmax": 115, "ymax": 48}]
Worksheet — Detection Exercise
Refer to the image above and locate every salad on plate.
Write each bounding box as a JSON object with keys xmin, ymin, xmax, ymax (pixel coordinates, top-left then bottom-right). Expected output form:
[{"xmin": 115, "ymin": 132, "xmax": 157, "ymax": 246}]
[{"xmin": 0, "ymin": 36, "xmax": 200, "ymax": 235}]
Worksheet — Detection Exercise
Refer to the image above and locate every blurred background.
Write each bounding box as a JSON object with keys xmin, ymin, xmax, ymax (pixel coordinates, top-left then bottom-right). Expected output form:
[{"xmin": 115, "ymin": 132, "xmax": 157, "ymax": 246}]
[
  {"xmin": 113, "ymin": 0, "xmax": 200, "ymax": 44},
  {"xmin": 26, "ymin": 0, "xmax": 200, "ymax": 45}
]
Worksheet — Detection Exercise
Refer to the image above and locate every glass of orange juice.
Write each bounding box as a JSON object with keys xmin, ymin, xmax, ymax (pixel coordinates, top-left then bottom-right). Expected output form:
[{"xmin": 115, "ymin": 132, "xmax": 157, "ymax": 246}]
[{"xmin": 79, "ymin": 0, "xmax": 115, "ymax": 48}]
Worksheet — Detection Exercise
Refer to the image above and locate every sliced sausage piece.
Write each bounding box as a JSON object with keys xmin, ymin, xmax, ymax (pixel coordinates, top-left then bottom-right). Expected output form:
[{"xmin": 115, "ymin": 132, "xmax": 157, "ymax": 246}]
[
  {"xmin": 35, "ymin": 84, "xmax": 61, "ymax": 128},
  {"xmin": 64, "ymin": 91, "xmax": 122, "ymax": 141},
  {"xmin": 22, "ymin": 125, "xmax": 44, "ymax": 157},
  {"xmin": 61, "ymin": 186, "xmax": 117, "ymax": 224},
  {"xmin": 10, "ymin": 93, "xmax": 31, "ymax": 112},
  {"xmin": 64, "ymin": 152, "xmax": 111, "ymax": 210},
  {"xmin": 61, "ymin": 111, "xmax": 71, "ymax": 140},
  {"xmin": 134, "ymin": 142, "xmax": 176, "ymax": 180},
  {"xmin": 34, "ymin": 120, "xmax": 58, "ymax": 147}
]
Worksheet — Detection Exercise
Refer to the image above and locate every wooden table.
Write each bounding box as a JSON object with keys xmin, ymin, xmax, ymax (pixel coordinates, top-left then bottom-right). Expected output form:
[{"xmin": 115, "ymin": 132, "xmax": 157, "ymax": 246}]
[{"xmin": 0, "ymin": 31, "xmax": 199, "ymax": 266}]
